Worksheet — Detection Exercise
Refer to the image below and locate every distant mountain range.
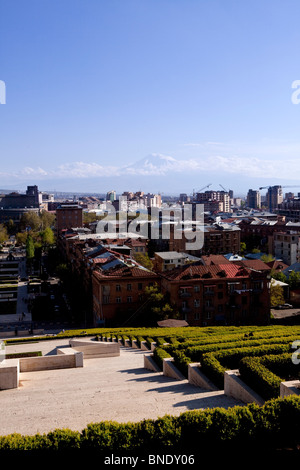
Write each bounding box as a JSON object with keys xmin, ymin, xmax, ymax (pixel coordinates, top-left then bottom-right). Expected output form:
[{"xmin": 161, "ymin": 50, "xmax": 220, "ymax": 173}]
[{"xmin": 1, "ymin": 153, "xmax": 298, "ymax": 197}]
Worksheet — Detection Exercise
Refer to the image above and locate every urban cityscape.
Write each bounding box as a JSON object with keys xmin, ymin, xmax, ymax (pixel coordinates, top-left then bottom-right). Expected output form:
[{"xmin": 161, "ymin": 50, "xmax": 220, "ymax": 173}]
[
  {"xmin": 2, "ymin": 182, "xmax": 300, "ymax": 331},
  {"xmin": 1, "ymin": 0, "xmax": 300, "ymax": 458}
]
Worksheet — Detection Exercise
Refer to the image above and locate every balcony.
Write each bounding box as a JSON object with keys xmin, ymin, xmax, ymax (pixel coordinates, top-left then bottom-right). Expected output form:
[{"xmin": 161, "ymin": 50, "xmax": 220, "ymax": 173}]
[
  {"xmin": 181, "ymin": 307, "xmax": 191, "ymax": 313},
  {"xmin": 179, "ymin": 292, "xmax": 192, "ymax": 298},
  {"xmin": 204, "ymin": 290, "xmax": 215, "ymax": 296}
]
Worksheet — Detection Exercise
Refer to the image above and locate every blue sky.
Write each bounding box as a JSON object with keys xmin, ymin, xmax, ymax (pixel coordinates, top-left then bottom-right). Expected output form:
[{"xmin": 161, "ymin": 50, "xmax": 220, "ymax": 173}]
[{"xmin": 1, "ymin": 0, "xmax": 300, "ymax": 196}]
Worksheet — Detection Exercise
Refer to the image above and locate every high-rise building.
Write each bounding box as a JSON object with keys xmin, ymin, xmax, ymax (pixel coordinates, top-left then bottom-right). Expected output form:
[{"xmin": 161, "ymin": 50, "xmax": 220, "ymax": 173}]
[
  {"xmin": 247, "ymin": 189, "xmax": 261, "ymax": 209},
  {"xmin": 266, "ymin": 186, "xmax": 283, "ymax": 211},
  {"xmin": 195, "ymin": 190, "xmax": 231, "ymax": 212},
  {"xmin": 106, "ymin": 190, "xmax": 116, "ymax": 202}
]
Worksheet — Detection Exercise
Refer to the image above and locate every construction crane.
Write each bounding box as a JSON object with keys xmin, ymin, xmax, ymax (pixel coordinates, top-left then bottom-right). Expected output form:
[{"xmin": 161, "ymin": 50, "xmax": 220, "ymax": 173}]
[
  {"xmin": 219, "ymin": 184, "xmax": 228, "ymax": 192},
  {"xmin": 258, "ymin": 184, "xmax": 300, "ymax": 211},
  {"xmin": 259, "ymin": 185, "xmax": 300, "ymax": 190},
  {"xmin": 192, "ymin": 183, "xmax": 212, "ymax": 199}
]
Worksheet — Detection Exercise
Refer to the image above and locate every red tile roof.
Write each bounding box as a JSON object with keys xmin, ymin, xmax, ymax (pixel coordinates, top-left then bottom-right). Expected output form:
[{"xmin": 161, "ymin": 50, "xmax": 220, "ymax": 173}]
[
  {"xmin": 162, "ymin": 262, "xmax": 250, "ymax": 281},
  {"xmin": 236, "ymin": 260, "xmax": 271, "ymax": 271},
  {"xmin": 201, "ymin": 255, "xmax": 232, "ymax": 265}
]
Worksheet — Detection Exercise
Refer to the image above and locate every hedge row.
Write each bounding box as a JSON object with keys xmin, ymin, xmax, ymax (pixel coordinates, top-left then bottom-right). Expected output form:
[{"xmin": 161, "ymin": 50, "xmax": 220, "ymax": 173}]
[
  {"xmin": 152, "ymin": 347, "xmax": 172, "ymax": 369},
  {"xmin": 201, "ymin": 343, "xmax": 292, "ymax": 389},
  {"xmin": 169, "ymin": 327, "xmax": 300, "ymax": 352},
  {"xmin": 166, "ymin": 336, "xmax": 298, "ymax": 382},
  {"xmin": 0, "ymin": 396, "xmax": 299, "ymax": 452},
  {"xmin": 239, "ymin": 352, "xmax": 300, "ymax": 400}
]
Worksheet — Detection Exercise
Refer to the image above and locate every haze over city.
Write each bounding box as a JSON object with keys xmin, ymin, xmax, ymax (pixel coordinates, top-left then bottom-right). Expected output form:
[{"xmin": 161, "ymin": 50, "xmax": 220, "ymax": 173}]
[{"xmin": 1, "ymin": 0, "xmax": 300, "ymax": 196}]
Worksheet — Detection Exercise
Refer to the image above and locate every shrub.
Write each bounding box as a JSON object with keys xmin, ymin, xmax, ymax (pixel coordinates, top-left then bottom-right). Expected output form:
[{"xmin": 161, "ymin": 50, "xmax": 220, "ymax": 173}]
[
  {"xmin": 152, "ymin": 347, "xmax": 172, "ymax": 370},
  {"xmin": 239, "ymin": 356, "xmax": 282, "ymax": 400}
]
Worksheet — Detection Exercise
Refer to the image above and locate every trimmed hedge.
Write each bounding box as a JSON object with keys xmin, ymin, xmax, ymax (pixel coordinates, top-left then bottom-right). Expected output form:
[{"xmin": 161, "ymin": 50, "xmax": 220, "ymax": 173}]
[
  {"xmin": 239, "ymin": 352, "xmax": 300, "ymax": 400},
  {"xmin": 152, "ymin": 347, "xmax": 172, "ymax": 370},
  {"xmin": 0, "ymin": 397, "xmax": 299, "ymax": 452},
  {"xmin": 201, "ymin": 343, "xmax": 292, "ymax": 389},
  {"xmin": 239, "ymin": 356, "xmax": 283, "ymax": 400}
]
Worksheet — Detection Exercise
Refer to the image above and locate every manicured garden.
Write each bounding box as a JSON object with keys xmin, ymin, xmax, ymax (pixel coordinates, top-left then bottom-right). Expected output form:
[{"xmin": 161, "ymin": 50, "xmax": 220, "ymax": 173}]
[{"xmin": 2, "ymin": 324, "xmax": 300, "ymax": 452}]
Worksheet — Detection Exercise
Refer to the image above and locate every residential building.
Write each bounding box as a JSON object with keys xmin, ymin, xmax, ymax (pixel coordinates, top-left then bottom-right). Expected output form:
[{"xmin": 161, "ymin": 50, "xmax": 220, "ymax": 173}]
[
  {"xmin": 266, "ymin": 185, "xmax": 283, "ymax": 211},
  {"xmin": 106, "ymin": 190, "xmax": 116, "ymax": 202},
  {"xmin": 153, "ymin": 251, "xmax": 201, "ymax": 272},
  {"xmin": 160, "ymin": 261, "xmax": 270, "ymax": 326},
  {"xmin": 56, "ymin": 202, "xmax": 83, "ymax": 233},
  {"xmin": 91, "ymin": 251, "xmax": 160, "ymax": 326},
  {"xmin": 274, "ymin": 232, "xmax": 300, "ymax": 265},
  {"xmin": 247, "ymin": 189, "xmax": 261, "ymax": 209},
  {"xmin": 169, "ymin": 221, "xmax": 240, "ymax": 256},
  {"xmin": 195, "ymin": 190, "xmax": 231, "ymax": 213}
]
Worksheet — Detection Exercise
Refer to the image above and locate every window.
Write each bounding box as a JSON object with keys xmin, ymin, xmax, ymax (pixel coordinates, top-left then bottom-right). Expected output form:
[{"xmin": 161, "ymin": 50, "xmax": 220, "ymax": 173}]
[
  {"xmin": 242, "ymin": 296, "xmax": 247, "ymax": 305},
  {"xmin": 138, "ymin": 283, "xmax": 143, "ymax": 290},
  {"xmin": 116, "ymin": 297, "xmax": 121, "ymax": 304},
  {"xmin": 217, "ymin": 292, "xmax": 223, "ymax": 299},
  {"xmin": 127, "ymin": 296, "xmax": 132, "ymax": 303},
  {"xmin": 204, "ymin": 286, "xmax": 214, "ymax": 293},
  {"xmin": 194, "ymin": 285, "xmax": 200, "ymax": 292},
  {"xmin": 194, "ymin": 299, "xmax": 200, "ymax": 307},
  {"xmin": 194, "ymin": 311, "xmax": 200, "ymax": 320},
  {"xmin": 127, "ymin": 284, "xmax": 132, "ymax": 291},
  {"xmin": 103, "ymin": 295, "xmax": 110, "ymax": 304},
  {"xmin": 116, "ymin": 284, "xmax": 121, "ymax": 292},
  {"xmin": 206, "ymin": 311, "xmax": 211, "ymax": 319}
]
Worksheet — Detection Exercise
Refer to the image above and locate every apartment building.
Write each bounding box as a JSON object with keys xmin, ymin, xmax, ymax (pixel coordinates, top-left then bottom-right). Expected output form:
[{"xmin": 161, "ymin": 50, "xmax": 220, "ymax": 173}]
[
  {"xmin": 153, "ymin": 251, "xmax": 201, "ymax": 272},
  {"xmin": 169, "ymin": 222, "xmax": 240, "ymax": 256},
  {"xmin": 56, "ymin": 202, "xmax": 83, "ymax": 233},
  {"xmin": 247, "ymin": 189, "xmax": 261, "ymax": 209},
  {"xmin": 160, "ymin": 261, "xmax": 270, "ymax": 326},
  {"xmin": 195, "ymin": 190, "xmax": 231, "ymax": 213},
  {"xmin": 274, "ymin": 232, "xmax": 300, "ymax": 265},
  {"xmin": 92, "ymin": 255, "xmax": 160, "ymax": 326}
]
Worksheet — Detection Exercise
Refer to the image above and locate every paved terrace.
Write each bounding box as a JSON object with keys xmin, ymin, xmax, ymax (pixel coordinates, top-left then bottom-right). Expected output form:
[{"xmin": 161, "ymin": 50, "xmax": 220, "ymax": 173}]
[{"xmin": 0, "ymin": 339, "xmax": 244, "ymax": 436}]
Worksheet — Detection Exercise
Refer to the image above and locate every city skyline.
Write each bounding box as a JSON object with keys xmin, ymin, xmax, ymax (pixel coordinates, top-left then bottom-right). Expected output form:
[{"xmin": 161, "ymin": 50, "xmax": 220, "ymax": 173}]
[{"xmin": 1, "ymin": 1, "xmax": 300, "ymax": 195}]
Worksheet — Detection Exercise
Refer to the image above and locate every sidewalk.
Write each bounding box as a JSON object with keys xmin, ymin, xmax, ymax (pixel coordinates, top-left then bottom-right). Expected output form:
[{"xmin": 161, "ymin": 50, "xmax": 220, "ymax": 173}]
[{"xmin": 0, "ymin": 342, "xmax": 244, "ymax": 436}]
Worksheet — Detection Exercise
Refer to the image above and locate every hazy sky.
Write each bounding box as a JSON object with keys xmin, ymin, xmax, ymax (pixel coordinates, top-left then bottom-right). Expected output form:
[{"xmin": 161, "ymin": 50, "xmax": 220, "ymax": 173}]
[{"xmin": 1, "ymin": 0, "xmax": 300, "ymax": 195}]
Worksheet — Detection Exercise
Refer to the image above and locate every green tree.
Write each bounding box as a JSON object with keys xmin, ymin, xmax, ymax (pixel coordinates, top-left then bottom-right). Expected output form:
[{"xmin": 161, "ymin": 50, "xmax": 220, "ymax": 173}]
[
  {"xmin": 16, "ymin": 232, "xmax": 28, "ymax": 246},
  {"xmin": 240, "ymin": 242, "xmax": 247, "ymax": 255},
  {"xmin": 5, "ymin": 219, "xmax": 16, "ymax": 235},
  {"xmin": 144, "ymin": 284, "xmax": 179, "ymax": 322},
  {"xmin": 260, "ymin": 253, "xmax": 275, "ymax": 263},
  {"xmin": 287, "ymin": 270, "xmax": 300, "ymax": 289},
  {"xmin": 40, "ymin": 210, "xmax": 55, "ymax": 229},
  {"xmin": 134, "ymin": 253, "xmax": 153, "ymax": 271},
  {"xmin": 271, "ymin": 270, "xmax": 287, "ymax": 283},
  {"xmin": 20, "ymin": 212, "xmax": 41, "ymax": 232},
  {"xmin": 26, "ymin": 234, "xmax": 35, "ymax": 261},
  {"xmin": 41, "ymin": 227, "xmax": 55, "ymax": 247},
  {"xmin": 270, "ymin": 283, "xmax": 285, "ymax": 307},
  {"xmin": 0, "ymin": 224, "xmax": 8, "ymax": 244}
]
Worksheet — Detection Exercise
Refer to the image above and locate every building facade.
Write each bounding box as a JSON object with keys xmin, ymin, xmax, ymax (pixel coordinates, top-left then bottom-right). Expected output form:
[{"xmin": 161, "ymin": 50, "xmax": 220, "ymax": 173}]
[
  {"xmin": 56, "ymin": 203, "xmax": 83, "ymax": 233},
  {"xmin": 161, "ymin": 261, "xmax": 270, "ymax": 326}
]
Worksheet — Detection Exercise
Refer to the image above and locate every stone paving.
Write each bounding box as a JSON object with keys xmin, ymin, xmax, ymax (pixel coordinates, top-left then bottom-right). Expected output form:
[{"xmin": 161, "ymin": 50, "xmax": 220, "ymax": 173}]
[{"xmin": 0, "ymin": 339, "xmax": 244, "ymax": 436}]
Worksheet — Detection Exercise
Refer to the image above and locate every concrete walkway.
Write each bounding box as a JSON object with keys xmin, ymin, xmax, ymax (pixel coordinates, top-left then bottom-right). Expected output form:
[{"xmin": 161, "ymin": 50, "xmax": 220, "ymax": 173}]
[{"xmin": 0, "ymin": 340, "xmax": 244, "ymax": 436}]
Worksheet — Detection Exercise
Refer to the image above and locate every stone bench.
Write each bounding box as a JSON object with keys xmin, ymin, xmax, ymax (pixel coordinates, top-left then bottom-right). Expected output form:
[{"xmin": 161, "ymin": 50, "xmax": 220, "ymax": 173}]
[
  {"xmin": 19, "ymin": 349, "xmax": 83, "ymax": 372},
  {"xmin": 0, "ymin": 359, "xmax": 19, "ymax": 390}
]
